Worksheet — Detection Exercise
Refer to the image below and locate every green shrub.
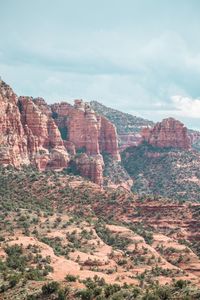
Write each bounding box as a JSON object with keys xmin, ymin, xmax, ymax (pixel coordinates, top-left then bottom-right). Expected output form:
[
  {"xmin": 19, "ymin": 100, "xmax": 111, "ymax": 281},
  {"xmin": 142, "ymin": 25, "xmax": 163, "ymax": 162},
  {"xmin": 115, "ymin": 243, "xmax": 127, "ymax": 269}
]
[
  {"xmin": 42, "ymin": 281, "xmax": 60, "ymax": 295},
  {"xmin": 65, "ymin": 274, "xmax": 77, "ymax": 282}
]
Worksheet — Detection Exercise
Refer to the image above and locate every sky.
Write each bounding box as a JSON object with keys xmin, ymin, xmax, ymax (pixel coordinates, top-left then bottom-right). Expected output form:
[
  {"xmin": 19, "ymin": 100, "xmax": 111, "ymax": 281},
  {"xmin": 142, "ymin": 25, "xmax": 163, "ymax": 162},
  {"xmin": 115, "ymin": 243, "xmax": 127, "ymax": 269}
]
[{"xmin": 0, "ymin": 0, "xmax": 200, "ymax": 130}]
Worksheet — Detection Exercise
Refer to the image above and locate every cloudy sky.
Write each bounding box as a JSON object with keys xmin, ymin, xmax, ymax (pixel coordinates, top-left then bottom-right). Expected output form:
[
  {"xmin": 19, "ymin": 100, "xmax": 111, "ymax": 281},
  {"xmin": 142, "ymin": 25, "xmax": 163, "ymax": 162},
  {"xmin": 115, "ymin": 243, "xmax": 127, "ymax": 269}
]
[{"xmin": 1, "ymin": 0, "xmax": 200, "ymax": 129}]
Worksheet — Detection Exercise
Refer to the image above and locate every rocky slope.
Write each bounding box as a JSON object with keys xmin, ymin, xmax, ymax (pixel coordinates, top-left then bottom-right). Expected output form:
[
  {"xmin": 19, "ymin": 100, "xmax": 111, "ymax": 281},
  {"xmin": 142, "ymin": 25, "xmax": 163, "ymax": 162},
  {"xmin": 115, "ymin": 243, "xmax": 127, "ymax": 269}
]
[
  {"xmin": 122, "ymin": 142, "xmax": 200, "ymax": 201},
  {"xmin": 121, "ymin": 117, "xmax": 200, "ymax": 200},
  {"xmin": 90, "ymin": 101, "xmax": 154, "ymax": 134},
  {"xmin": 0, "ymin": 80, "xmax": 120, "ymax": 185},
  {"xmin": 0, "ymin": 167, "xmax": 200, "ymax": 299}
]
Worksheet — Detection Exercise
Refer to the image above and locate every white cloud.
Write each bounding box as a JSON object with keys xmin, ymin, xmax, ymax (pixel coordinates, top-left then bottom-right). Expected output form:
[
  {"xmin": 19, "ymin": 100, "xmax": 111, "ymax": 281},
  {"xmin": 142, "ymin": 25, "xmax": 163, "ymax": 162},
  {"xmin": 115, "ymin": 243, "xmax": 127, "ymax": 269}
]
[
  {"xmin": 1, "ymin": 25, "xmax": 200, "ymax": 129},
  {"xmin": 171, "ymin": 95, "xmax": 200, "ymax": 118}
]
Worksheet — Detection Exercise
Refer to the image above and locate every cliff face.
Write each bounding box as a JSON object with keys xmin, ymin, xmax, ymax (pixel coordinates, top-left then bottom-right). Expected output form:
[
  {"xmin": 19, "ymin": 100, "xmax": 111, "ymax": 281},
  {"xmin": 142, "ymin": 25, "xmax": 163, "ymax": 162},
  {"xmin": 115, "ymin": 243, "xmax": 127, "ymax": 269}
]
[
  {"xmin": 99, "ymin": 116, "xmax": 121, "ymax": 161},
  {"xmin": 75, "ymin": 153, "xmax": 104, "ymax": 186},
  {"xmin": 0, "ymin": 81, "xmax": 29, "ymax": 167},
  {"xmin": 51, "ymin": 100, "xmax": 120, "ymax": 160},
  {"xmin": 141, "ymin": 118, "xmax": 191, "ymax": 150},
  {"xmin": 18, "ymin": 96, "xmax": 69, "ymax": 170},
  {"xmin": 0, "ymin": 81, "xmax": 120, "ymax": 185},
  {"xmin": 51, "ymin": 100, "xmax": 120, "ymax": 186}
]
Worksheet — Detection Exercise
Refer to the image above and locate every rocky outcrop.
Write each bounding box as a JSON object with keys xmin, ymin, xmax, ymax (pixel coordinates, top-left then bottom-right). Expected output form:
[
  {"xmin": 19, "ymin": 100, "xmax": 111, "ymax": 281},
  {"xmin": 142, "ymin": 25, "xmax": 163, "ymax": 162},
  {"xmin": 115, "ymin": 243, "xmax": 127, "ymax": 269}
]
[
  {"xmin": 68, "ymin": 100, "xmax": 100, "ymax": 155},
  {"xmin": 51, "ymin": 100, "xmax": 120, "ymax": 160},
  {"xmin": 19, "ymin": 96, "xmax": 69, "ymax": 170},
  {"xmin": 51, "ymin": 100, "xmax": 120, "ymax": 184},
  {"xmin": 0, "ymin": 80, "xmax": 120, "ymax": 185},
  {"xmin": 0, "ymin": 80, "xmax": 69, "ymax": 171},
  {"xmin": 99, "ymin": 116, "xmax": 121, "ymax": 160},
  {"xmin": 141, "ymin": 118, "xmax": 191, "ymax": 149},
  {"xmin": 75, "ymin": 153, "xmax": 104, "ymax": 186},
  {"xmin": 0, "ymin": 80, "xmax": 29, "ymax": 167}
]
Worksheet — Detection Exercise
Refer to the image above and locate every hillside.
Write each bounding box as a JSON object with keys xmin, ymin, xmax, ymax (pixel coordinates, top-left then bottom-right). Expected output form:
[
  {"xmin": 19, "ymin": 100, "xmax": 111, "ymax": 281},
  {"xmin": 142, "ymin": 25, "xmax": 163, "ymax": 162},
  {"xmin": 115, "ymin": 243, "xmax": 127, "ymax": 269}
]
[
  {"xmin": 121, "ymin": 142, "xmax": 200, "ymax": 201},
  {"xmin": 90, "ymin": 101, "xmax": 154, "ymax": 134},
  {"xmin": 0, "ymin": 167, "xmax": 200, "ymax": 299},
  {"xmin": 121, "ymin": 118, "xmax": 200, "ymax": 201}
]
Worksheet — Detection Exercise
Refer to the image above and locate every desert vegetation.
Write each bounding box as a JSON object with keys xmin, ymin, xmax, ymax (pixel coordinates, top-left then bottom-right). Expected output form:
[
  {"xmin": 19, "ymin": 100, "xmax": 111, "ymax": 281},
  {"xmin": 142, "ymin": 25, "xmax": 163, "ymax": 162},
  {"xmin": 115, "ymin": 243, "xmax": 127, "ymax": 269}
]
[{"xmin": 0, "ymin": 166, "xmax": 200, "ymax": 299}]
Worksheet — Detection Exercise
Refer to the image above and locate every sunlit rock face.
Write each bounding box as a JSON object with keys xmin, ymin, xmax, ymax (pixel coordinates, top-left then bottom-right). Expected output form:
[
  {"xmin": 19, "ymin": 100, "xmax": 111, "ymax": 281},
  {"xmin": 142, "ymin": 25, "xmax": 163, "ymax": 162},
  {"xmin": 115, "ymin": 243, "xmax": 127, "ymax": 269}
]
[
  {"xmin": 0, "ymin": 80, "xmax": 30, "ymax": 167},
  {"xmin": 51, "ymin": 100, "xmax": 120, "ymax": 184},
  {"xmin": 141, "ymin": 118, "xmax": 191, "ymax": 150}
]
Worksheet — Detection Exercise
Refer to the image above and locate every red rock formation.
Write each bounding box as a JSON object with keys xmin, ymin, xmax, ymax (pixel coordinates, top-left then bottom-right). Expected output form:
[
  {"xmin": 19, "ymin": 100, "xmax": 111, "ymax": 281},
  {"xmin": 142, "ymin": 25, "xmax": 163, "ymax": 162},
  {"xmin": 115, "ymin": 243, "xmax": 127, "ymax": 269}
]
[
  {"xmin": 68, "ymin": 100, "xmax": 100, "ymax": 155},
  {"xmin": 51, "ymin": 100, "xmax": 120, "ymax": 159},
  {"xmin": 0, "ymin": 80, "xmax": 120, "ymax": 185},
  {"xmin": 33, "ymin": 97, "xmax": 52, "ymax": 116},
  {"xmin": 141, "ymin": 118, "xmax": 191, "ymax": 149},
  {"xmin": 99, "ymin": 116, "xmax": 121, "ymax": 160},
  {"xmin": 51, "ymin": 100, "xmax": 120, "ymax": 184},
  {"xmin": 75, "ymin": 153, "xmax": 104, "ymax": 186},
  {"xmin": 0, "ymin": 80, "xmax": 29, "ymax": 167},
  {"xmin": 19, "ymin": 96, "xmax": 69, "ymax": 170}
]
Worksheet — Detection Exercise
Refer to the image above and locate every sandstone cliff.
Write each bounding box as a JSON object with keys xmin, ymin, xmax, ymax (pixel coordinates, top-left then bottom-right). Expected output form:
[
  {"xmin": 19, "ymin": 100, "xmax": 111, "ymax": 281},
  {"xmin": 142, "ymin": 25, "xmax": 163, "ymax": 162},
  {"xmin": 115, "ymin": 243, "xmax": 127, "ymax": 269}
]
[
  {"xmin": 0, "ymin": 80, "xmax": 29, "ymax": 167},
  {"xmin": 75, "ymin": 153, "xmax": 104, "ymax": 186},
  {"xmin": 18, "ymin": 96, "xmax": 69, "ymax": 170},
  {"xmin": 141, "ymin": 118, "xmax": 191, "ymax": 149},
  {"xmin": 51, "ymin": 100, "xmax": 120, "ymax": 160},
  {"xmin": 51, "ymin": 100, "xmax": 120, "ymax": 186},
  {"xmin": 0, "ymin": 80, "xmax": 120, "ymax": 185}
]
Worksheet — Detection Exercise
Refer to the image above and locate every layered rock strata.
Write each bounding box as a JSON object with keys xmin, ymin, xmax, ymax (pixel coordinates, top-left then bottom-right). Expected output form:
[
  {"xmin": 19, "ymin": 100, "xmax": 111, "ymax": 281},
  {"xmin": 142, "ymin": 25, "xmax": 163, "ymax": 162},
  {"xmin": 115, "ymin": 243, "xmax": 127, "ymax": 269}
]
[
  {"xmin": 0, "ymin": 80, "xmax": 120, "ymax": 185},
  {"xmin": 0, "ymin": 80, "xmax": 29, "ymax": 167},
  {"xmin": 141, "ymin": 118, "xmax": 191, "ymax": 149}
]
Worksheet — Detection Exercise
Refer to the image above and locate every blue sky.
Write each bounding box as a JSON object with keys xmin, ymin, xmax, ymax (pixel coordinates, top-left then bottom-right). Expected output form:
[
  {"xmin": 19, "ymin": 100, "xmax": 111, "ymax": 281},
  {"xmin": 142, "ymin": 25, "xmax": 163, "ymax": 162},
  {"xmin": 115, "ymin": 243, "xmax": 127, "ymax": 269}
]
[{"xmin": 1, "ymin": 0, "xmax": 200, "ymax": 129}]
